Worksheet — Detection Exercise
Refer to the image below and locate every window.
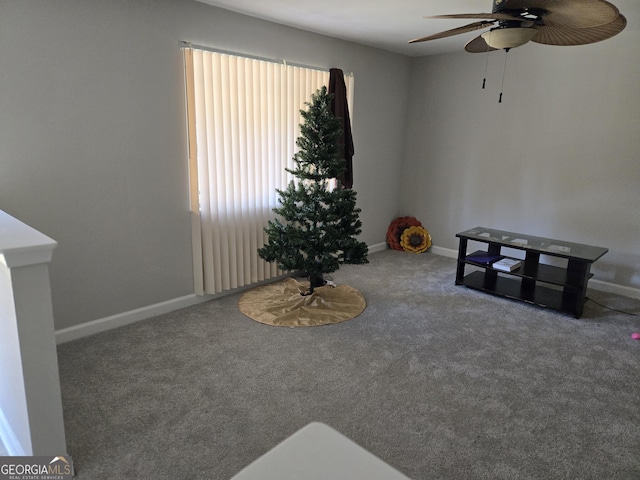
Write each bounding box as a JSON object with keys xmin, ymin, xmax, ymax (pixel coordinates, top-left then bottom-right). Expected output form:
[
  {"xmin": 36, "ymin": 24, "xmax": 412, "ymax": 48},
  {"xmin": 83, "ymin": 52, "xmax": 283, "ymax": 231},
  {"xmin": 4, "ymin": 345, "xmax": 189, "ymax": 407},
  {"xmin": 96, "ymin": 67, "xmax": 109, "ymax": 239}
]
[{"xmin": 183, "ymin": 47, "xmax": 353, "ymax": 294}]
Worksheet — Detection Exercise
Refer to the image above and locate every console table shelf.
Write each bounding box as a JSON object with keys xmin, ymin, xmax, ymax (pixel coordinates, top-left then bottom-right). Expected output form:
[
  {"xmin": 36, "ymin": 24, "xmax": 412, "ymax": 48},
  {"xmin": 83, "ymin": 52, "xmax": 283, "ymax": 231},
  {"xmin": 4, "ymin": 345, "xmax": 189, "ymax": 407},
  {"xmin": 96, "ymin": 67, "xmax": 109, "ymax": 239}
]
[
  {"xmin": 465, "ymin": 250, "xmax": 594, "ymax": 289},
  {"xmin": 456, "ymin": 228, "xmax": 608, "ymax": 318},
  {"xmin": 462, "ymin": 271, "xmax": 579, "ymax": 316}
]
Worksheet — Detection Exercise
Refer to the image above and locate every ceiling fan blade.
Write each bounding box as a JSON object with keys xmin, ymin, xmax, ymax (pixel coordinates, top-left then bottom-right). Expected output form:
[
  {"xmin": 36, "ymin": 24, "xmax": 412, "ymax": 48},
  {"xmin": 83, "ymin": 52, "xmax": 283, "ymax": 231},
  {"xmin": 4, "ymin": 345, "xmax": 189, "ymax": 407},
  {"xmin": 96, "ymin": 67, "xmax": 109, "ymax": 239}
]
[
  {"xmin": 502, "ymin": 0, "xmax": 620, "ymax": 29},
  {"xmin": 532, "ymin": 14, "xmax": 626, "ymax": 45},
  {"xmin": 465, "ymin": 35, "xmax": 500, "ymax": 53},
  {"xmin": 429, "ymin": 13, "xmax": 524, "ymax": 21},
  {"xmin": 409, "ymin": 21, "xmax": 495, "ymax": 43}
]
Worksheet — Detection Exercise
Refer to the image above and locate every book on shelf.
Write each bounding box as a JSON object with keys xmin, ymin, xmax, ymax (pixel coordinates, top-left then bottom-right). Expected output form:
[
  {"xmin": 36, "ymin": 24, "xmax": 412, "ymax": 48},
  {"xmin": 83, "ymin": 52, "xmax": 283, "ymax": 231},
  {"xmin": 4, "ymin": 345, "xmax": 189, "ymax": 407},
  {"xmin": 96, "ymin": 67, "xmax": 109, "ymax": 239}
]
[
  {"xmin": 466, "ymin": 251, "xmax": 504, "ymax": 265},
  {"xmin": 493, "ymin": 258, "xmax": 522, "ymax": 272}
]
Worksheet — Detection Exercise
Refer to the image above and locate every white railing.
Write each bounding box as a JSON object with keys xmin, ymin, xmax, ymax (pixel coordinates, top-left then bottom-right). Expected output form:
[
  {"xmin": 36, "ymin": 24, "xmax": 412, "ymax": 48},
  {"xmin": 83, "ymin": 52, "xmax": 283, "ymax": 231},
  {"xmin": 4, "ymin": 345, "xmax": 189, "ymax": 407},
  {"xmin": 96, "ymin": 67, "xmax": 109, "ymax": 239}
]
[{"xmin": 0, "ymin": 210, "xmax": 67, "ymax": 456}]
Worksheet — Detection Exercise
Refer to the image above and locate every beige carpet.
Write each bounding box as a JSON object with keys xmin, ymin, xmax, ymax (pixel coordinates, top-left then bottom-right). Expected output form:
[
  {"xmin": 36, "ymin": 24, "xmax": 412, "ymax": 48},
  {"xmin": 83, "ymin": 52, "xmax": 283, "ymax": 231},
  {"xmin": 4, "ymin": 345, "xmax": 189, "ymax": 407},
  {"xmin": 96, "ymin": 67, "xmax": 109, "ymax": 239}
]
[{"xmin": 238, "ymin": 277, "xmax": 366, "ymax": 327}]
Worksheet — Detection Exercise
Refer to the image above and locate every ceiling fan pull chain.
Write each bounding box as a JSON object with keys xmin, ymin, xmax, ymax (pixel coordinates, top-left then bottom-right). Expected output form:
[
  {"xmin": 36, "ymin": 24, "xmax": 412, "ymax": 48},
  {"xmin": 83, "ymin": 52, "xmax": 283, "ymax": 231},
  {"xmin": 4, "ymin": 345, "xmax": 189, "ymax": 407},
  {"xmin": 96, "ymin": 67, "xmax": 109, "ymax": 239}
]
[
  {"xmin": 482, "ymin": 52, "xmax": 489, "ymax": 89},
  {"xmin": 499, "ymin": 48, "xmax": 510, "ymax": 103},
  {"xmin": 482, "ymin": 32, "xmax": 492, "ymax": 89}
]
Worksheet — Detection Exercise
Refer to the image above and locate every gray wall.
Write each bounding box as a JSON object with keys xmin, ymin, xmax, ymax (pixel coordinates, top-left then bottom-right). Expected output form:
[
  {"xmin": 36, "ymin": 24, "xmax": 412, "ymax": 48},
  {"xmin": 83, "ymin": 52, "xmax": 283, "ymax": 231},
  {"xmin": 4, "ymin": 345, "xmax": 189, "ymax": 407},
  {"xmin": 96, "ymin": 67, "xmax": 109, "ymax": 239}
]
[
  {"xmin": 402, "ymin": 31, "xmax": 640, "ymax": 291},
  {"xmin": 0, "ymin": 0, "xmax": 411, "ymax": 330}
]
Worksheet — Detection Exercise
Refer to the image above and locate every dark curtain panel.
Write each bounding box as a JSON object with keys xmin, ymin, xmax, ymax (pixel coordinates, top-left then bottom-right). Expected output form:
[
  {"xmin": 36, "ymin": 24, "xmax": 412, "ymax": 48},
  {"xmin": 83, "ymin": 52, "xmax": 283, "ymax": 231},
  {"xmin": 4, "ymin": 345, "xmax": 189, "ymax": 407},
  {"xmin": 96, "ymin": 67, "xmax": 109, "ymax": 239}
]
[{"xmin": 328, "ymin": 68, "xmax": 354, "ymax": 189}]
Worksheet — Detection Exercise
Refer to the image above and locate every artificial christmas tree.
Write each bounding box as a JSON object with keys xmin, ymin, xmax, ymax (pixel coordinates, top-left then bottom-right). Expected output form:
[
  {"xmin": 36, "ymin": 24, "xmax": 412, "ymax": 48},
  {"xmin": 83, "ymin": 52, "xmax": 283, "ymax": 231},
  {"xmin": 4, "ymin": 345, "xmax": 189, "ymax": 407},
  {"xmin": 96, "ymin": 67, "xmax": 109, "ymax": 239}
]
[{"xmin": 258, "ymin": 86, "xmax": 368, "ymax": 294}]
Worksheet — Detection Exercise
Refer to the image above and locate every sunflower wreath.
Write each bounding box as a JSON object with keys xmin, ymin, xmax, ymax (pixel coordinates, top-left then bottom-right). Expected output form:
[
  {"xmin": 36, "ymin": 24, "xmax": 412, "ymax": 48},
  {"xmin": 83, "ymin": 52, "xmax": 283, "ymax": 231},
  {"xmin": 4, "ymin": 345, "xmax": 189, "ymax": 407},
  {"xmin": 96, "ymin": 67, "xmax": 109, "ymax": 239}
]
[
  {"xmin": 386, "ymin": 216, "xmax": 422, "ymax": 251},
  {"xmin": 400, "ymin": 225, "xmax": 432, "ymax": 253}
]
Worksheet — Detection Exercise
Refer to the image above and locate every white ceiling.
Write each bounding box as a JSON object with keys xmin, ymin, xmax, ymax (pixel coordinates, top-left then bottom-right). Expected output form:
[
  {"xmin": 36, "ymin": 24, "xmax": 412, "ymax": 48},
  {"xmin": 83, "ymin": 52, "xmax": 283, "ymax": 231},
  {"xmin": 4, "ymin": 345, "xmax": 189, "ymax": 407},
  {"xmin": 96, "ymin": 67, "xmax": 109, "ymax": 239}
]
[{"xmin": 195, "ymin": 0, "xmax": 637, "ymax": 57}]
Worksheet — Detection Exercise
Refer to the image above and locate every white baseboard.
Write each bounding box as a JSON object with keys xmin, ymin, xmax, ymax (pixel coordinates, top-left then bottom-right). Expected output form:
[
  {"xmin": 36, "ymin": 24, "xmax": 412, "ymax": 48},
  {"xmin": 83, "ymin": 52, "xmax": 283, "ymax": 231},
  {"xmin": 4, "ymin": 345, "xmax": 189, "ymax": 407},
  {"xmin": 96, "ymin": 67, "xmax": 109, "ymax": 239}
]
[
  {"xmin": 0, "ymin": 407, "xmax": 28, "ymax": 456},
  {"xmin": 429, "ymin": 245, "xmax": 640, "ymax": 299},
  {"xmin": 55, "ymin": 243, "xmax": 638, "ymax": 344},
  {"xmin": 589, "ymin": 279, "xmax": 640, "ymax": 300},
  {"xmin": 55, "ymin": 294, "xmax": 212, "ymax": 344},
  {"xmin": 368, "ymin": 242, "xmax": 388, "ymax": 254},
  {"xmin": 430, "ymin": 245, "xmax": 458, "ymax": 259}
]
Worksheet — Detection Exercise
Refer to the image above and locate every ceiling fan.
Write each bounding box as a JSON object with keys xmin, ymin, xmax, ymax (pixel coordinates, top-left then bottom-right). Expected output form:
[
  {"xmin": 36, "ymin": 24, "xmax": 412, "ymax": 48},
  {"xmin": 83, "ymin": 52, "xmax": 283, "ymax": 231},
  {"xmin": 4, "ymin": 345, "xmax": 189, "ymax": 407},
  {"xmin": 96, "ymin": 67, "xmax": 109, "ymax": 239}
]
[{"xmin": 409, "ymin": 0, "xmax": 627, "ymax": 53}]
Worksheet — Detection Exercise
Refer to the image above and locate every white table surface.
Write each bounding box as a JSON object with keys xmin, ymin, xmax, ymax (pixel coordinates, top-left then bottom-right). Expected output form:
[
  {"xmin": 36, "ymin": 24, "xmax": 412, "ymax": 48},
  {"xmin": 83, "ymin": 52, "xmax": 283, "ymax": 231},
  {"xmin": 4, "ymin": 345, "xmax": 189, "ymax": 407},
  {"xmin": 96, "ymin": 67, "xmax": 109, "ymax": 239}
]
[{"xmin": 230, "ymin": 422, "xmax": 412, "ymax": 480}]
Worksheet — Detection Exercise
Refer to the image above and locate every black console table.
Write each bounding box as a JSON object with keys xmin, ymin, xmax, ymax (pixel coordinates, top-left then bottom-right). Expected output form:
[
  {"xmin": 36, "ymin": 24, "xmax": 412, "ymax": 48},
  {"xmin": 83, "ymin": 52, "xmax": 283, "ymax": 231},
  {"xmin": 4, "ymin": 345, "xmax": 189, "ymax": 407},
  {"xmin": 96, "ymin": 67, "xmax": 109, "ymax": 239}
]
[{"xmin": 455, "ymin": 227, "xmax": 608, "ymax": 318}]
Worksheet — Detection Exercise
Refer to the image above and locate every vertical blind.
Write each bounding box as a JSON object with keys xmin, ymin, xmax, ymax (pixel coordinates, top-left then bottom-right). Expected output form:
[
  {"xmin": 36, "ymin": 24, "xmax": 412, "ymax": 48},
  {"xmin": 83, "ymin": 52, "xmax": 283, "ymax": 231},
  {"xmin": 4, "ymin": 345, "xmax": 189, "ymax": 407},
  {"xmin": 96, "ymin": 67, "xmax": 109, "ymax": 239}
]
[{"xmin": 183, "ymin": 47, "xmax": 353, "ymax": 295}]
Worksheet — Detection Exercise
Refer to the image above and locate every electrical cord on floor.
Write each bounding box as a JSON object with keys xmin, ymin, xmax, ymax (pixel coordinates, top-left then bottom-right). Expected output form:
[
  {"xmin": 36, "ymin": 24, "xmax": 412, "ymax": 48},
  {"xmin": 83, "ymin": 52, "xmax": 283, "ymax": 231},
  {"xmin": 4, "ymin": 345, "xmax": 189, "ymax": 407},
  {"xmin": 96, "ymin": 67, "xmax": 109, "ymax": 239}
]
[{"xmin": 586, "ymin": 297, "xmax": 640, "ymax": 317}]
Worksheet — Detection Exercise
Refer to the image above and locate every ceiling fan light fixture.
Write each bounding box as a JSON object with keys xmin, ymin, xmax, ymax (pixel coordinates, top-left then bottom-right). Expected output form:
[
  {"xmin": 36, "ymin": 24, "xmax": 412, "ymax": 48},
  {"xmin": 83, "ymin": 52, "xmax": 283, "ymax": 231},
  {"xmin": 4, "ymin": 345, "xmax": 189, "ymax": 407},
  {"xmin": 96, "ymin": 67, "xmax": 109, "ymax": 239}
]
[{"xmin": 481, "ymin": 27, "xmax": 537, "ymax": 49}]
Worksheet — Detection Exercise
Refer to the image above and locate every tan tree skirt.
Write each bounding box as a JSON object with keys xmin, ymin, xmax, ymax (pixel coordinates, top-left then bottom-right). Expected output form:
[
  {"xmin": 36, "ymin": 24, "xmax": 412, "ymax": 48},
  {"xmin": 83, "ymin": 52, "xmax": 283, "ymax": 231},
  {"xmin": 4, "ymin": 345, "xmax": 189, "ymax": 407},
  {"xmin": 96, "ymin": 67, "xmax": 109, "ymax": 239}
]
[{"xmin": 238, "ymin": 277, "xmax": 366, "ymax": 327}]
